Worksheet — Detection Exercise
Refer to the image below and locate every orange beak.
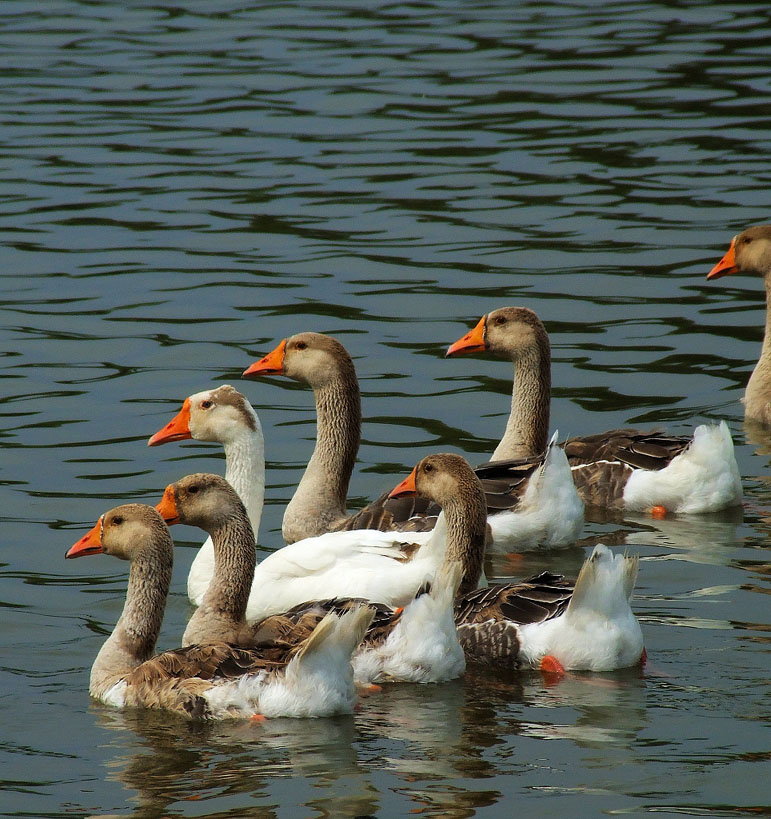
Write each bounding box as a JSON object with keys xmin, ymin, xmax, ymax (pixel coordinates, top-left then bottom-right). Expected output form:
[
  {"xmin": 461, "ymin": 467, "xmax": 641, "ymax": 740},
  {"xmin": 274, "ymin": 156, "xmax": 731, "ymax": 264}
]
[
  {"xmin": 707, "ymin": 237, "xmax": 739, "ymax": 280},
  {"xmin": 389, "ymin": 466, "xmax": 418, "ymax": 498},
  {"xmin": 446, "ymin": 316, "xmax": 487, "ymax": 357},
  {"xmin": 243, "ymin": 339, "xmax": 287, "ymax": 378},
  {"xmin": 148, "ymin": 398, "xmax": 192, "ymax": 447},
  {"xmin": 66, "ymin": 517, "xmax": 103, "ymax": 559},
  {"xmin": 155, "ymin": 486, "xmax": 180, "ymax": 525}
]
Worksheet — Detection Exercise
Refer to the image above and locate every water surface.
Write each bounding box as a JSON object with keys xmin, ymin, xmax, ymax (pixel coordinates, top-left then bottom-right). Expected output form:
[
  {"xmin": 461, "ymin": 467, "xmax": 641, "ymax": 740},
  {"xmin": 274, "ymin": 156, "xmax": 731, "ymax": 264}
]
[{"xmin": 2, "ymin": 1, "xmax": 770, "ymax": 816}]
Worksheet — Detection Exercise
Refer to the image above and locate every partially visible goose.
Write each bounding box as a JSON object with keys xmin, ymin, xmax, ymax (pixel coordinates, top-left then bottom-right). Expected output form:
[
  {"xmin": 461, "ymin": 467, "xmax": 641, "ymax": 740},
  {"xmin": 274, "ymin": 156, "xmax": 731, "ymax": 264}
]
[
  {"xmin": 156, "ymin": 472, "xmax": 469, "ymax": 625},
  {"xmin": 66, "ymin": 504, "xmax": 373, "ymax": 719},
  {"xmin": 708, "ymin": 224, "xmax": 771, "ymax": 425},
  {"xmin": 242, "ymin": 331, "xmax": 583, "ymax": 549},
  {"xmin": 388, "ymin": 457, "xmax": 645, "ymax": 672},
  {"xmin": 447, "ymin": 307, "xmax": 742, "ymax": 515},
  {"xmin": 157, "ymin": 472, "xmax": 466, "ymax": 684},
  {"xmin": 147, "ymin": 385, "xmax": 264, "ymax": 606}
]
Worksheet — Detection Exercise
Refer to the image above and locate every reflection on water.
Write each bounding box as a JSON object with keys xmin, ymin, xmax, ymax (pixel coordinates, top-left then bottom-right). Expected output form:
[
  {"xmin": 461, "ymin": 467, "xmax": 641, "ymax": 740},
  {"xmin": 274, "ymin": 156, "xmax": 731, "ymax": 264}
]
[
  {"xmin": 92, "ymin": 667, "xmax": 651, "ymax": 817},
  {"xmin": 3, "ymin": 0, "xmax": 771, "ymax": 816}
]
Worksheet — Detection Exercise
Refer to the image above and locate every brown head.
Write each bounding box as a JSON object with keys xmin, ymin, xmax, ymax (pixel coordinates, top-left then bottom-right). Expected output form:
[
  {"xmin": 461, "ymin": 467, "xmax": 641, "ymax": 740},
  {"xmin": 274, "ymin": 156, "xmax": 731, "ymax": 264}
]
[
  {"xmin": 446, "ymin": 306, "xmax": 550, "ymax": 364},
  {"xmin": 66, "ymin": 504, "xmax": 172, "ymax": 568},
  {"xmin": 243, "ymin": 332, "xmax": 357, "ymax": 389},
  {"xmin": 148, "ymin": 385, "xmax": 259, "ymax": 447},
  {"xmin": 390, "ymin": 453, "xmax": 483, "ymax": 509},
  {"xmin": 708, "ymin": 225, "xmax": 771, "ymax": 280},
  {"xmin": 391, "ymin": 453, "xmax": 487, "ymax": 592},
  {"xmin": 156, "ymin": 472, "xmax": 248, "ymax": 535}
]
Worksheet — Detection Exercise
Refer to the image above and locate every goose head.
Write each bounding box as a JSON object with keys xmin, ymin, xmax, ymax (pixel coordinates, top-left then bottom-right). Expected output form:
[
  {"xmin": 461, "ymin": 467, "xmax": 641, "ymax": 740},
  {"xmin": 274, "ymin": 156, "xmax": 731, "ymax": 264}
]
[
  {"xmin": 389, "ymin": 453, "xmax": 481, "ymax": 506},
  {"xmin": 242, "ymin": 332, "xmax": 356, "ymax": 389},
  {"xmin": 148, "ymin": 385, "xmax": 260, "ymax": 447},
  {"xmin": 156, "ymin": 472, "xmax": 246, "ymax": 534},
  {"xmin": 66, "ymin": 504, "xmax": 171, "ymax": 564},
  {"xmin": 446, "ymin": 306, "xmax": 549, "ymax": 363},
  {"xmin": 708, "ymin": 225, "xmax": 771, "ymax": 280}
]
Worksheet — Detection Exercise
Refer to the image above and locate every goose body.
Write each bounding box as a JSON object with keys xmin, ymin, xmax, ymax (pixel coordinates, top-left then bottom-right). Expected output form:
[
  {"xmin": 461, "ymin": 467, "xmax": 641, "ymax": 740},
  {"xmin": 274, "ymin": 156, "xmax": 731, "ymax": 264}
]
[
  {"xmin": 384, "ymin": 453, "xmax": 644, "ymax": 672},
  {"xmin": 66, "ymin": 504, "xmax": 371, "ymax": 719},
  {"xmin": 147, "ymin": 385, "xmax": 265, "ymax": 606},
  {"xmin": 455, "ymin": 544, "xmax": 643, "ymax": 672},
  {"xmin": 708, "ymin": 224, "xmax": 771, "ymax": 425},
  {"xmin": 242, "ymin": 331, "xmax": 582, "ymax": 549},
  {"xmin": 447, "ymin": 307, "xmax": 742, "ymax": 515}
]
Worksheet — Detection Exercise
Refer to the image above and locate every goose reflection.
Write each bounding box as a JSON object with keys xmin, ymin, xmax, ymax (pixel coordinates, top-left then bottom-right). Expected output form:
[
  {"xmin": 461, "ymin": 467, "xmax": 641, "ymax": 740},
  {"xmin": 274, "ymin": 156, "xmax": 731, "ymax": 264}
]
[{"xmin": 94, "ymin": 706, "xmax": 375, "ymax": 818}]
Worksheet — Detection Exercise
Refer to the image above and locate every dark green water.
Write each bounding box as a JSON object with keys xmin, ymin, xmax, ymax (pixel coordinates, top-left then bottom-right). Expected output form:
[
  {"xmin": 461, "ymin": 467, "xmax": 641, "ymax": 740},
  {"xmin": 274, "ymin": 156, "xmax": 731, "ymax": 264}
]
[{"xmin": 2, "ymin": 1, "xmax": 770, "ymax": 816}]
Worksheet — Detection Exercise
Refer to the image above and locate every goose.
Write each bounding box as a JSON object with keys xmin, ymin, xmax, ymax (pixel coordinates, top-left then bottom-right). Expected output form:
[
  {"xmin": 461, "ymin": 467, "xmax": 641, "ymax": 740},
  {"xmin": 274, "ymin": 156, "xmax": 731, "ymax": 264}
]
[
  {"xmin": 446, "ymin": 306, "xmax": 742, "ymax": 515},
  {"xmin": 147, "ymin": 385, "xmax": 264, "ymax": 607},
  {"xmin": 388, "ymin": 455, "xmax": 645, "ymax": 672},
  {"xmin": 708, "ymin": 224, "xmax": 771, "ymax": 425},
  {"xmin": 156, "ymin": 472, "xmax": 465, "ymax": 685},
  {"xmin": 241, "ymin": 331, "xmax": 582, "ymax": 549},
  {"xmin": 65, "ymin": 504, "xmax": 373, "ymax": 719},
  {"xmin": 155, "ymin": 472, "xmax": 473, "ymax": 625}
]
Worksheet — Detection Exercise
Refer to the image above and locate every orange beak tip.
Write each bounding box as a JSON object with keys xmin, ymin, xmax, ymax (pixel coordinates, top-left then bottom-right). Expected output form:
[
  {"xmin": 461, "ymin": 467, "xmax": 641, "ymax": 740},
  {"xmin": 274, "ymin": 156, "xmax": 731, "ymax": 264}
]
[
  {"xmin": 243, "ymin": 340, "xmax": 287, "ymax": 379},
  {"xmin": 446, "ymin": 316, "xmax": 487, "ymax": 357},
  {"xmin": 66, "ymin": 520, "xmax": 103, "ymax": 559},
  {"xmin": 389, "ymin": 468, "xmax": 418, "ymax": 499}
]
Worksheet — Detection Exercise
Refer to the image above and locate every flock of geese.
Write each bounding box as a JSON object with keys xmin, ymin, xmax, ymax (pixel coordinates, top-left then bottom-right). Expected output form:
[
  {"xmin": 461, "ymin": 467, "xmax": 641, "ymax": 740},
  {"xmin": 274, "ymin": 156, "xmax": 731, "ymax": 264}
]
[{"xmin": 65, "ymin": 225, "xmax": 770, "ymax": 720}]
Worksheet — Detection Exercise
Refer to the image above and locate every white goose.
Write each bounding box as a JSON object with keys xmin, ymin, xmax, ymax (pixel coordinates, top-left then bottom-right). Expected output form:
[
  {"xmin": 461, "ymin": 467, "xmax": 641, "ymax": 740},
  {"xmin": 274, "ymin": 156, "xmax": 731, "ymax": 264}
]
[
  {"xmin": 148, "ymin": 385, "xmax": 264, "ymax": 606},
  {"xmin": 241, "ymin": 331, "xmax": 582, "ymax": 549},
  {"xmin": 66, "ymin": 504, "xmax": 373, "ymax": 719},
  {"xmin": 447, "ymin": 307, "xmax": 742, "ymax": 515}
]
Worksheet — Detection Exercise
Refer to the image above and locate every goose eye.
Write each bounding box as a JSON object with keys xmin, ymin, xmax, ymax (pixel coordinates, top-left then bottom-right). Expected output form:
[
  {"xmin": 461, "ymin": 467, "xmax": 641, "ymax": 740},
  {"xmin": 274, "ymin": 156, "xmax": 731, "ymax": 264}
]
[
  {"xmin": 188, "ymin": 485, "xmax": 199, "ymax": 495},
  {"xmin": 201, "ymin": 400, "xmax": 213, "ymax": 409},
  {"xmin": 424, "ymin": 463, "xmax": 434, "ymax": 473},
  {"xmin": 112, "ymin": 516, "xmax": 124, "ymax": 525},
  {"xmin": 493, "ymin": 315, "xmax": 506, "ymax": 326},
  {"xmin": 295, "ymin": 341, "xmax": 307, "ymax": 351}
]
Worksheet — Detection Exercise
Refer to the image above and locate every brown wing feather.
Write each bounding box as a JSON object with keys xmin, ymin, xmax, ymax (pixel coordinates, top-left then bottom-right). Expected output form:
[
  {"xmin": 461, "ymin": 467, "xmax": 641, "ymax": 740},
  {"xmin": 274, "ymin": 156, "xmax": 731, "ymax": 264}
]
[
  {"xmin": 454, "ymin": 572, "xmax": 574, "ymax": 668},
  {"xmin": 342, "ymin": 492, "xmax": 439, "ymax": 532},
  {"xmin": 276, "ymin": 596, "xmax": 403, "ymax": 649},
  {"xmin": 563, "ymin": 429, "xmax": 691, "ymax": 471}
]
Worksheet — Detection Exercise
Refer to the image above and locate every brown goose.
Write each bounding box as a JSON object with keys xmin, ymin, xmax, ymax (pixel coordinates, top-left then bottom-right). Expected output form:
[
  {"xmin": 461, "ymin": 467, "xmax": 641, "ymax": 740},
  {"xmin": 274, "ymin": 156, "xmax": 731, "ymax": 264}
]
[
  {"xmin": 66, "ymin": 504, "xmax": 372, "ymax": 718},
  {"xmin": 157, "ymin": 471, "xmax": 465, "ymax": 684},
  {"xmin": 708, "ymin": 224, "xmax": 771, "ymax": 426},
  {"xmin": 388, "ymin": 455, "xmax": 645, "ymax": 672},
  {"xmin": 155, "ymin": 473, "xmax": 323, "ymax": 650},
  {"xmin": 446, "ymin": 307, "xmax": 742, "ymax": 514},
  {"xmin": 242, "ymin": 331, "xmax": 583, "ymax": 550}
]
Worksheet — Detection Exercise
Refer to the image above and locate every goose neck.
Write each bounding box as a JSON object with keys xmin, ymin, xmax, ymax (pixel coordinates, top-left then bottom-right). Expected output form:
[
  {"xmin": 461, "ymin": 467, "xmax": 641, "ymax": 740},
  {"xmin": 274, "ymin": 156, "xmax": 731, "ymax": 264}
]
[
  {"xmin": 283, "ymin": 375, "xmax": 361, "ymax": 541},
  {"xmin": 492, "ymin": 346, "xmax": 550, "ymax": 460},
  {"xmin": 90, "ymin": 546, "xmax": 171, "ymax": 694},
  {"xmin": 201, "ymin": 511, "xmax": 256, "ymax": 622},
  {"xmin": 439, "ymin": 495, "xmax": 487, "ymax": 596},
  {"xmin": 223, "ymin": 426, "xmax": 265, "ymax": 539}
]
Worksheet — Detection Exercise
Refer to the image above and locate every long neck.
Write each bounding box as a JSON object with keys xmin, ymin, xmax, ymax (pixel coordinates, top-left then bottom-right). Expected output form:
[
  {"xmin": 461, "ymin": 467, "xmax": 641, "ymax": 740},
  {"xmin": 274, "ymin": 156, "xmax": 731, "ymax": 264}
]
[
  {"xmin": 440, "ymin": 490, "xmax": 488, "ymax": 596},
  {"xmin": 223, "ymin": 426, "xmax": 265, "ymax": 541},
  {"xmin": 492, "ymin": 344, "xmax": 551, "ymax": 460},
  {"xmin": 184, "ymin": 506, "xmax": 256, "ymax": 645},
  {"xmin": 90, "ymin": 549, "xmax": 171, "ymax": 697},
  {"xmin": 283, "ymin": 372, "xmax": 361, "ymax": 542},
  {"xmin": 744, "ymin": 273, "xmax": 771, "ymax": 416}
]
